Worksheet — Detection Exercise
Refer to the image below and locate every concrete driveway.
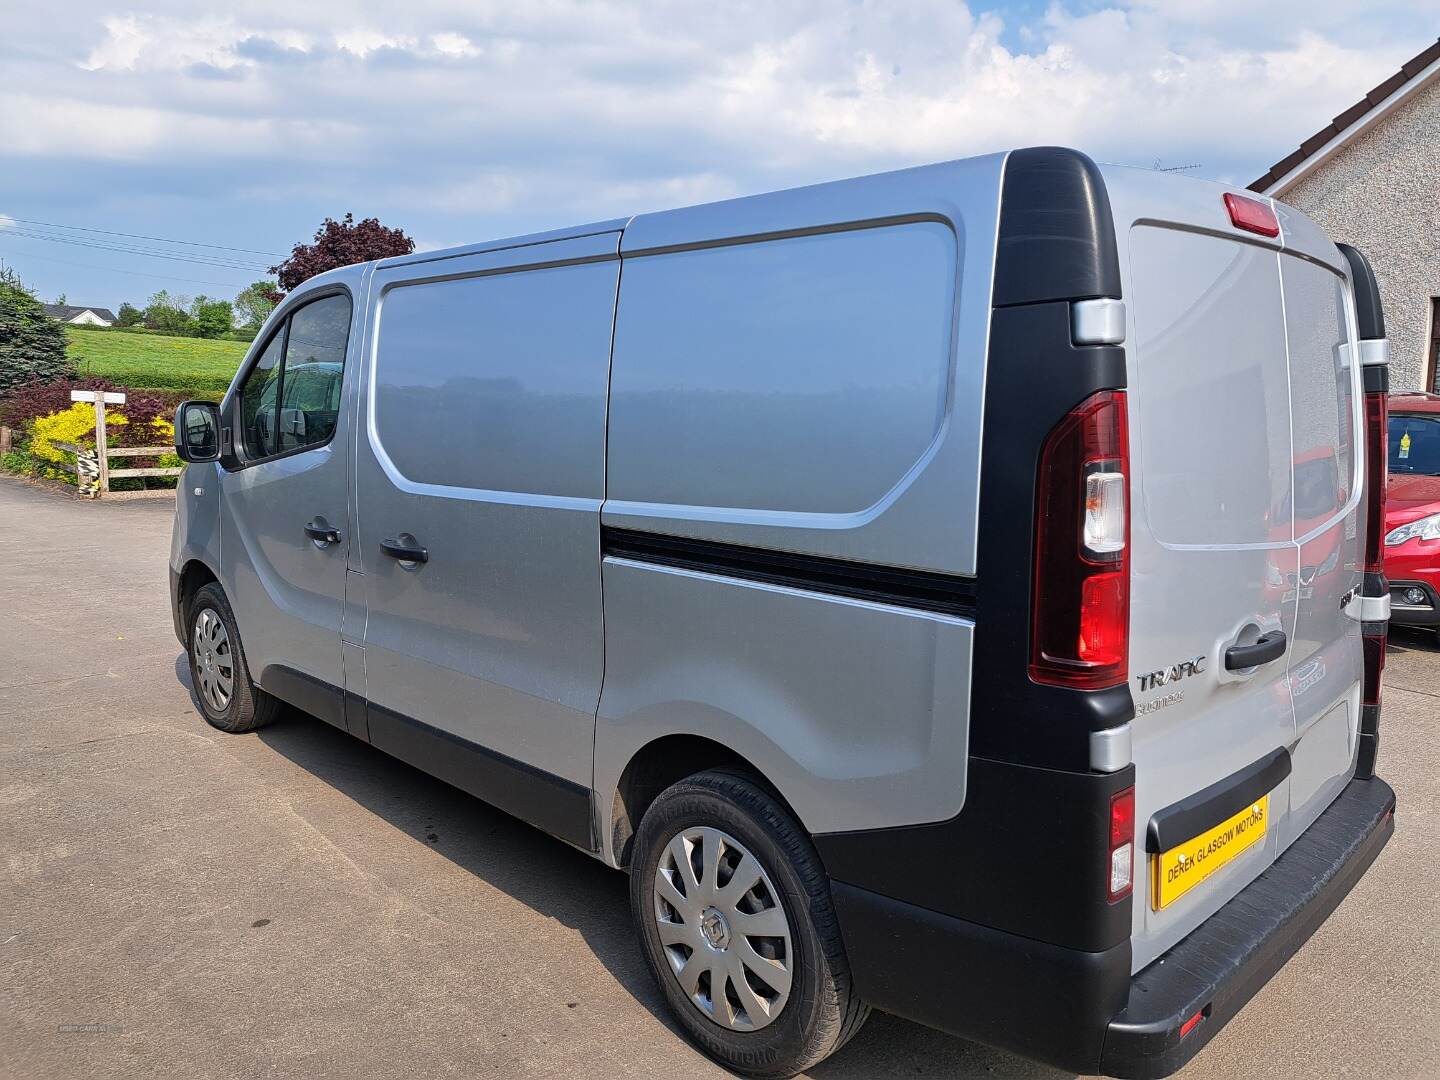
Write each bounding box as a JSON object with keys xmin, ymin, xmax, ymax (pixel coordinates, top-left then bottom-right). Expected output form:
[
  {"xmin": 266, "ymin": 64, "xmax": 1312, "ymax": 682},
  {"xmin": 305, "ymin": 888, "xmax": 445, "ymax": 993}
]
[{"xmin": 1, "ymin": 476, "xmax": 1436, "ymax": 1080}]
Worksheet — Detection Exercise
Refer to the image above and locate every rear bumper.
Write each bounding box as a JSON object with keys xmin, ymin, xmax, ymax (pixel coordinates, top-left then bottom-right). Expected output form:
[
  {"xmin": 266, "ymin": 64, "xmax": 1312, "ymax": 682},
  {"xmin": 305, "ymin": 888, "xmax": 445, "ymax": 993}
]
[{"xmin": 832, "ymin": 774, "xmax": 1395, "ymax": 1077}]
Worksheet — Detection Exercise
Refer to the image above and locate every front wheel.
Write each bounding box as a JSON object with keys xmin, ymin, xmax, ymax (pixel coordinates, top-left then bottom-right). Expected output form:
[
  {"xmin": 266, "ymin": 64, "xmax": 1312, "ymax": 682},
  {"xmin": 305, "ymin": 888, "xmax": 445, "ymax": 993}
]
[
  {"xmin": 630, "ymin": 770, "xmax": 869, "ymax": 1078},
  {"xmin": 186, "ymin": 582, "xmax": 281, "ymax": 734}
]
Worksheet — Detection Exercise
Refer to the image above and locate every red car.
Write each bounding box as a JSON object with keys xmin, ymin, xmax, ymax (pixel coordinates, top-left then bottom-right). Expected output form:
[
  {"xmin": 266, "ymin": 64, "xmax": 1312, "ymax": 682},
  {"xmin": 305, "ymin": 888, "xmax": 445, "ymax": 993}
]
[{"xmin": 1386, "ymin": 392, "xmax": 1440, "ymax": 639}]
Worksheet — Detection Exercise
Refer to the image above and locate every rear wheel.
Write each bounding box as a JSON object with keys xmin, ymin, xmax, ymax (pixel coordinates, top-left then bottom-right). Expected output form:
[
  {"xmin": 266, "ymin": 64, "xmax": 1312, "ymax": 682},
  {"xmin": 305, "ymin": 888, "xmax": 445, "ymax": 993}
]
[
  {"xmin": 186, "ymin": 582, "xmax": 281, "ymax": 734},
  {"xmin": 630, "ymin": 770, "xmax": 868, "ymax": 1078}
]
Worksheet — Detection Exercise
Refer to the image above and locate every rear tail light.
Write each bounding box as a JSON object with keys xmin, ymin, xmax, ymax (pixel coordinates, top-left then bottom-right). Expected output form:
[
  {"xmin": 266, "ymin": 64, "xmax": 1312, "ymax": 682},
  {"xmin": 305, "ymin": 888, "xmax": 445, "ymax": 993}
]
[
  {"xmin": 1223, "ymin": 192, "xmax": 1280, "ymax": 238},
  {"xmin": 1030, "ymin": 390, "xmax": 1130, "ymax": 689},
  {"xmin": 1363, "ymin": 391, "xmax": 1388, "ymax": 575},
  {"xmin": 1108, "ymin": 786, "xmax": 1135, "ymax": 902}
]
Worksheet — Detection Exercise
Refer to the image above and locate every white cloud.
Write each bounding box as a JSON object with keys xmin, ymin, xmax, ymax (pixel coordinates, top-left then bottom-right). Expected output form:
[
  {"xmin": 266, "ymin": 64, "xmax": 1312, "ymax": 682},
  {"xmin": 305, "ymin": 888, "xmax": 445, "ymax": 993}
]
[{"xmin": 3, "ymin": 0, "xmax": 1435, "ymax": 240}]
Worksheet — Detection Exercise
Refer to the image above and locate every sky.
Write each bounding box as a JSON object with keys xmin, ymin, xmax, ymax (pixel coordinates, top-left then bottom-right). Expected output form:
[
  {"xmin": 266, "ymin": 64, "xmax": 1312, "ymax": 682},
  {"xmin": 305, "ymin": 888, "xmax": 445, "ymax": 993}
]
[{"xmin": 1, "ymin": 1, "xmax": 1435, "ymax": 311}]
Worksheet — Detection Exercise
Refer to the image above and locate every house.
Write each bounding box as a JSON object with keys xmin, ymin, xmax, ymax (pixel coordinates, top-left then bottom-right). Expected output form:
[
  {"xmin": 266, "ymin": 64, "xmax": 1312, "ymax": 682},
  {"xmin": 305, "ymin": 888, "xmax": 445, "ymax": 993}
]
[
  {"xmin": 41, "ymin": 304, "xmax": 118, "ymax": 327},
  {"xmin": 1251, "ymin": 37, "xmax": 1440, "ymax": 393}
]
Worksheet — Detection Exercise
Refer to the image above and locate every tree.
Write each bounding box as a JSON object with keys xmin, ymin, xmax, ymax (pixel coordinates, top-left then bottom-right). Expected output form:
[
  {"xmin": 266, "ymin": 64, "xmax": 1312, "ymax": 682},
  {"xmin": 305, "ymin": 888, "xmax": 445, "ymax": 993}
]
[
  {"xmin": 190, "ymin": 296, "xmax": 234, "ymax": 339},
  {"xmin": 0, "ymin": 270, "xmax": 72, "ymax": 396},
  {"xmin": 233, "ymin": 280, "xmax": 280, "ymax": 330},
  {"xmin": 116, "ymin": 302, "xmax": 143, "ymax": 327},
  {"xmin": 271, "ymin": 213, "xmax": 414, "ymax": 293},
  {"xmin": 143, "ymin": 290, "xmax": 193, "ymax": 335}
]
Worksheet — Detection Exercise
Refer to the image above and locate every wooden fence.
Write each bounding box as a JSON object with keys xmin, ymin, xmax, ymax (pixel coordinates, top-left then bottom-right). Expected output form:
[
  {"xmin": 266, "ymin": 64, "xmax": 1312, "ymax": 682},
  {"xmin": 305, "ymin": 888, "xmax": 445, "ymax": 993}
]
[{"xmin": 50, "ymin": 390, "xmax": 182, "ymax": 497}]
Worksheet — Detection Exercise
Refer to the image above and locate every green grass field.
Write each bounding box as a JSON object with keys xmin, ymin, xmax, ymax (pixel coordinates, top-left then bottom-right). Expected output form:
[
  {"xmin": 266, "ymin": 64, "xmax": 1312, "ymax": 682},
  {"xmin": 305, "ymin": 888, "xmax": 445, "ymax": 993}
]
[{"xmin": 65, "ymin": 327, "xmax": 247, "ymax": 396}]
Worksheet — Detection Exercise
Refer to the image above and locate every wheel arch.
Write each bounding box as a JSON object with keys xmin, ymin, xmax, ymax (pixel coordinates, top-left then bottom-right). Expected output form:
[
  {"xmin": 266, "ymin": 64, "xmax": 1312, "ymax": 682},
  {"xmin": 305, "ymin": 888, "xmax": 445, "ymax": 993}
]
[
  {"xmin": 608, "ymin": 734, "xmax": 806, "ymax": 872},
  {"xmin": 175, "ymin": 558, "xmax": 220, "ymax": 643}
]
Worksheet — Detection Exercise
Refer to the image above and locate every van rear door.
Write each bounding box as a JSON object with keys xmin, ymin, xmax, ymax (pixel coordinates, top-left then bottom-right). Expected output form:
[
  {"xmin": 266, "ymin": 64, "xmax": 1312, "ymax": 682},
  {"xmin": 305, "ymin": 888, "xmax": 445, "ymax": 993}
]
[
  {"xmin": 1109, "ymin": 173, "xmax": 1367, "ymax": 971},
  {"xmin": 1122, "ymin": 218, "xmax": 1301, "ymax": 970},
  {"xmin": 1275, "ymin": 234, "xmax": 1364, "ymax": 844}
]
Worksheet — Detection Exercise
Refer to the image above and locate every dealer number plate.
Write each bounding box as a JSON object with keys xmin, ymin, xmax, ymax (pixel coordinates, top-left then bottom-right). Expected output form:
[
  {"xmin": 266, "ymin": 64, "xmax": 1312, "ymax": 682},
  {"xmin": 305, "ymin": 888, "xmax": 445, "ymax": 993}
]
[{"xmin": 1152, "ymin": 795, "xmax": 1269, "ymax": 910}]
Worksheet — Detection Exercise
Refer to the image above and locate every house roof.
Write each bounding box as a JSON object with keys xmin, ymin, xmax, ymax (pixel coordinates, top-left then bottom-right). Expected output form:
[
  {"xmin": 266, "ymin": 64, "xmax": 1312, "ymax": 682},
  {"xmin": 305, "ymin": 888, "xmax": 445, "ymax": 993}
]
[
  {"xmin": 1250, "ymin": 36, "xmax": 1440, "ymax": 195},
  {"xmin": 41, "ymin": 304, "xmax": 118, "ymax": 323}
]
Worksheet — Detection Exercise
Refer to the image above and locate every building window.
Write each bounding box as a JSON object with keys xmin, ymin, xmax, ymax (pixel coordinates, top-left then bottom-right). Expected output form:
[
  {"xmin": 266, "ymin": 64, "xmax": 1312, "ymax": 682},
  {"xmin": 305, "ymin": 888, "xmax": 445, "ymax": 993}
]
[{"xmin": 1430, "ymin": 298, "xmax": 1440, "ymax": 394}]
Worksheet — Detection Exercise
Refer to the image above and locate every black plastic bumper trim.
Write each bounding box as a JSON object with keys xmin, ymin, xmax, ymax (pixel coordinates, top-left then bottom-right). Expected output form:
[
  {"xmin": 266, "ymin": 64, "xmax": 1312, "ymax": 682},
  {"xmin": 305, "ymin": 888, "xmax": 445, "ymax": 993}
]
[
  {"xmin": 831, "ymin": 881, "xmax": 1131, "ymax": 1074},
  {"xmin": 1102, "ymin": 775, "xmax": 1395, "ymax": 1078},
  {"xmin": 1146, "ymin": 748, "xmax": 1291, "ymax": 854},
  {"xmin": 831, "ymin": 775, "xmax": 1393, "ymax": 1077}
]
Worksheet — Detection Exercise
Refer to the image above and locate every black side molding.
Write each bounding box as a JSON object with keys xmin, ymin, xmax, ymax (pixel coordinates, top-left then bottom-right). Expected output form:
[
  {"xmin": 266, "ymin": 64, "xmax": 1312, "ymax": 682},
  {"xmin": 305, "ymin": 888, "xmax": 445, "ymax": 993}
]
[
  {"xmin": 255, "ymin": 667, "xmax": 594, "ymax": 852},
  {"xmin": 366, "ymin": 701, "xmax": 594, "ymax": 850},
  {"xmin": 1146, "ymin": 748, "xmax": 1291, "ymax": 854},
  {"xmin": 1336, "ymin": 243, "xmax": 1385, "ymax": 339},
  {"xmin": 993, "ymin": 147, "xmax": 1121, "ymax": 308},
  {"xmin": 261, "ymin": 665, "xmax": 348, "ymax": 731},
  {"xmin": 602, "ymin": 527, "xmax": 977, "ymax": 619}
]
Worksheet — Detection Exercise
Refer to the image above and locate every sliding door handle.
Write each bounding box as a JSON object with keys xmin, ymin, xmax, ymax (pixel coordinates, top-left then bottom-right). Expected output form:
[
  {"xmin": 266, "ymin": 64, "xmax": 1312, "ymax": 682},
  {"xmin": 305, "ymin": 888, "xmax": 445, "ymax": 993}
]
[
  {"xmin": 1224, "ymin": 630, "xmax": 1286, "ymax": 671},
  {"xmin": 380, "ymin": 535, "xmax": 429, "ymax": 565}
]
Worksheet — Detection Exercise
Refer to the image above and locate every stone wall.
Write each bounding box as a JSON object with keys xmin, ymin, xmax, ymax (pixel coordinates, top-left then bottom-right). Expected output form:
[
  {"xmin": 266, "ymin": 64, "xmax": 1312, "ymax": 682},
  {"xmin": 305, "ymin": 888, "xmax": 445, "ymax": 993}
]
[{"xmin": 1280, "ymin": 75, "xmax": 1440, "ymax": 392}]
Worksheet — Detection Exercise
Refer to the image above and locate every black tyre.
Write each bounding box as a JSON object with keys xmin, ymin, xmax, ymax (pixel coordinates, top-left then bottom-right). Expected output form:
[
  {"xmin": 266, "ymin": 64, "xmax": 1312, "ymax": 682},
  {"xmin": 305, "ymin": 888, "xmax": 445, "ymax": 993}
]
[
  {"xmin": 630, "ymin": 770, "xmax": 869, "ymax": 1078},
  {"xmin": 185, "ymin": 582, "xmax": 281, "ymax": 734}
]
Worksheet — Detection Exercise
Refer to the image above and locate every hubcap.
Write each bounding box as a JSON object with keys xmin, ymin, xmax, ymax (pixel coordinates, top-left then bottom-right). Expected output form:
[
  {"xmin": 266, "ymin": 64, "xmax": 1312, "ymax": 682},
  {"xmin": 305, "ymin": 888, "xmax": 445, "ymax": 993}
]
[
  {"xmin": 191, "ymin": 608, "xmax": 234, "ymax": 713},
  {"xmin": 653, "ymin": 826, "xmax": 793, "ymax": 1031}
]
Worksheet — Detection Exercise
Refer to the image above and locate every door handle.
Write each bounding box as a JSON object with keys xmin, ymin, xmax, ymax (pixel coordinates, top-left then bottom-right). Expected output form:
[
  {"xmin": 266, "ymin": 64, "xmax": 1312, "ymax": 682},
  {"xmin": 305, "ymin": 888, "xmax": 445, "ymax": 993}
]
[
  {"xmin": 1224, "ymin": 630, "xmax": 1287, "ymax": 671},
  {"xmin": 304, "ymin": 521, "xmax": 341, "ymax": 545},
  {"xmin": 380, "ymin": 536, "xmax": 429, "ymax": 565}
]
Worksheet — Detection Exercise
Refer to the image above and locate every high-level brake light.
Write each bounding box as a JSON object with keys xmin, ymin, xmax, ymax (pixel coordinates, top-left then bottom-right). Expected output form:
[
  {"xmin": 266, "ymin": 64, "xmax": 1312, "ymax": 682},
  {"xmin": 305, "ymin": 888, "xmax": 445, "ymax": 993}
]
[{"xmin": 1223, "ymin": 192, "xmax": 1280, "ymax": 238}]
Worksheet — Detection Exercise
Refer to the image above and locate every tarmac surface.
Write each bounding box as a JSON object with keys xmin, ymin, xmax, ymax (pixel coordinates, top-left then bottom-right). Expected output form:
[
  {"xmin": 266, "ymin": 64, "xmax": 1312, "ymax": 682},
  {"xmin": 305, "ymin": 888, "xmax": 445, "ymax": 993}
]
[{"xmin": 2, "ymin": 476, "xmax": 1436, "ymax": 1079}]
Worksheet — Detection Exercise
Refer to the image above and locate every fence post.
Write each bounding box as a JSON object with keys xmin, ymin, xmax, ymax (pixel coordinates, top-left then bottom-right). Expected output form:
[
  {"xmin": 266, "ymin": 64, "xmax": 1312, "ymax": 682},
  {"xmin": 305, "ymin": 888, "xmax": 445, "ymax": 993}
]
[
  {"xmin": 94, "ymin": 397, "xmax": 109, "ymax": 495},
  {"xmin": 69, "ymin": 390, "xmax": 126, "ymax": 498}
]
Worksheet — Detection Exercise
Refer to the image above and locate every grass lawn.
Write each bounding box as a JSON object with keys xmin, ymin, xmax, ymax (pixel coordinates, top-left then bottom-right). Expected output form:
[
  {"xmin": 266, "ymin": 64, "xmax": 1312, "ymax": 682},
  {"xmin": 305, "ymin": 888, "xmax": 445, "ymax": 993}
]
[{"xmin": 65, "ymin": 327, "xmax": 248, "ymax": 396}]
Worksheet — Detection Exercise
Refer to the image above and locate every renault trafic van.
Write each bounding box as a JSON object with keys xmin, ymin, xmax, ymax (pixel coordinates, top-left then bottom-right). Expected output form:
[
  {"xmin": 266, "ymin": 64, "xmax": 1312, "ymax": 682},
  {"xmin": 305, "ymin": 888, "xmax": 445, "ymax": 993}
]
[{"xmin": 171, "ymin": 147, "xmax": 1396, "ymax": 1079}]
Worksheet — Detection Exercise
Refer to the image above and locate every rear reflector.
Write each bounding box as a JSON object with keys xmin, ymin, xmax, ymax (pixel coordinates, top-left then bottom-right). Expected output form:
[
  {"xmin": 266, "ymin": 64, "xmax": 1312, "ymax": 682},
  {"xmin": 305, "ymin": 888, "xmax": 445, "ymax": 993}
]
[
  {"xmin": 1031, "ymin": 391, "xmax": 1131, "ymax": 689},
  {"xmin": 1362, "ymin": 632, "xmax": 1386, "ymax": 708},
  {"xmin": 1108, "ymin": 786, "xmax": 1135, "ymax": 903},
  {"xmin": 1223, "ymin": 192, "xmax": 1280, "ymax": 238},
  {"xmin": 1179, "ymin": 1009, "xmax": 1207, "ymax": 1040}
]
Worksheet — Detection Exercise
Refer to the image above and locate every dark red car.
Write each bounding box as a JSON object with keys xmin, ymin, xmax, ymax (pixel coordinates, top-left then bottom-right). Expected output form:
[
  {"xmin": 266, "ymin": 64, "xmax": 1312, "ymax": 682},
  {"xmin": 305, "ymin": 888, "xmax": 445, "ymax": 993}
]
[{"xmin": 1386, "ymin": 392, "xmax": 1440, "ymax": 638}]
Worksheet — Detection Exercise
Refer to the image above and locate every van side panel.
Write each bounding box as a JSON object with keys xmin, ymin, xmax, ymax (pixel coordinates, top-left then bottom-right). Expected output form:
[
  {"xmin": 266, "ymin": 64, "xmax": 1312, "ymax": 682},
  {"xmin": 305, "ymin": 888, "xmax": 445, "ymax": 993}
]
[
  {"xmin": 594, "ymin": 158, "xmax": 1002, "ymax": 851},
  {"xmin": 604, "ymin": 154, "xmax": 1004, "ymax": 578}
]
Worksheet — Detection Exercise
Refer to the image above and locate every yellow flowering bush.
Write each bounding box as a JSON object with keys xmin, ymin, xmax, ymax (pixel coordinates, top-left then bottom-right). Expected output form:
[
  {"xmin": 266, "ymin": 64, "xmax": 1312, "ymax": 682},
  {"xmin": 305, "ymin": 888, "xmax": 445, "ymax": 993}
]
[{"xmin": 29, "ymin": 402, "xmax": 128, "ymax": 462}]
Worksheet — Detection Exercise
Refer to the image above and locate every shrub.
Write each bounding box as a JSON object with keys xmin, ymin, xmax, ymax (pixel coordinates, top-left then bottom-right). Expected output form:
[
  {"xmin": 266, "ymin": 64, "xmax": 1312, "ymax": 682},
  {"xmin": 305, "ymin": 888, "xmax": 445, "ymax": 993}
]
[
  {"xmin": 0, "ymin": 376, "xmax": 118, "ymax": 429},
  {"xmin": 116, "ymin": 302, "xmax": 143, "ymax": 327},
  {"xmin": 0, "ymin": 274, "xmax": 73, "ymax": 395}
]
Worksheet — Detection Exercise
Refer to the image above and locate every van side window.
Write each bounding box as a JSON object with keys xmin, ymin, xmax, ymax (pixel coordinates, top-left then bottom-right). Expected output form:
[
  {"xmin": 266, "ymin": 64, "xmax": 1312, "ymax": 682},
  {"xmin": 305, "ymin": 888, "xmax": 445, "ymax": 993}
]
[
  {"xmin": 279, "ymin": 294, "xmax": 351, "ymax": 454},
  {"xmin": 234, "ymin": 293, "xmax": 352, "ymax": 462},
  {"xmin": 238, "ymin": 331, "xmax": 284, "ymax": 460}
]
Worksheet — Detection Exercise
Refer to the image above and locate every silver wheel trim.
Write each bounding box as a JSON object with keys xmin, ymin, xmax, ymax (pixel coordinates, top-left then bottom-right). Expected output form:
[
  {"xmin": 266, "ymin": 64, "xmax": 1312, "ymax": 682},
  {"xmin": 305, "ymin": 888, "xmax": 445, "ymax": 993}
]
[
  {"xmin": 653, "ymin": 825, "xmax": 794, "ymax": 1032},
  {"xmin": 191, "ymin": 608, "xmax": 235, "ymax": 713}
]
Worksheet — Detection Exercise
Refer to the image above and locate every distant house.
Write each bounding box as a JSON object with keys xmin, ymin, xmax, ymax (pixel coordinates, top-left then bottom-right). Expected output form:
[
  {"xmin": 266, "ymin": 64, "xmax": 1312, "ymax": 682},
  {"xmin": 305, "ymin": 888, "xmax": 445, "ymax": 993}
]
[
  {"xmin": 1251, "ymin": 36, "xmax": 1440, "ymax": 393},
  {"xmin": 41, "ymin": 304, "xmax": 118, "ymax": 327}
]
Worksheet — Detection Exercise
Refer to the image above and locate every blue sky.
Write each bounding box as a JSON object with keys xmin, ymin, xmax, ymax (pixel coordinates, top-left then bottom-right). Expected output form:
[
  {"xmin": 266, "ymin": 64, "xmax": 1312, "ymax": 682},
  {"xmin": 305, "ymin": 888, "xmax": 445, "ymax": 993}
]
[{"xmin": 1, "ymin": 1, "xmax": 1435, "ymax": 311}]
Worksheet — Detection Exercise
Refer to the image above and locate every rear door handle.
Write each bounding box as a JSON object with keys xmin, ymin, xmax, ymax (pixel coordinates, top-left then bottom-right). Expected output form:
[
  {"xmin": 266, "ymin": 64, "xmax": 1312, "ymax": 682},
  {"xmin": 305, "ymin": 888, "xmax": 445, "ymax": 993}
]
[
  {"xmin": 304, "ymin": 521, "xmax": 341, "ymax": 545},
  {"xmin": 380, "ymin": 536, "xmax": 429, "ymax": 565},
  {"xmin": 1224, "ymin": 630, "xmax": 1287, "ymax": 671}
]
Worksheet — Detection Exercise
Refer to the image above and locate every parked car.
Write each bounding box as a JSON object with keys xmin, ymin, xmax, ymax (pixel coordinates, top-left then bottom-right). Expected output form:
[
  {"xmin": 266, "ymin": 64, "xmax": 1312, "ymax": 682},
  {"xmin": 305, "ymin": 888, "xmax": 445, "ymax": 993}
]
[
  {"xmin": 169, "ymin": 148, "xmax": 1395, "ymax": 1079},
  {"xmin": 1386, "ymin": 391, "xmax": 1440, "ymax": 638}
]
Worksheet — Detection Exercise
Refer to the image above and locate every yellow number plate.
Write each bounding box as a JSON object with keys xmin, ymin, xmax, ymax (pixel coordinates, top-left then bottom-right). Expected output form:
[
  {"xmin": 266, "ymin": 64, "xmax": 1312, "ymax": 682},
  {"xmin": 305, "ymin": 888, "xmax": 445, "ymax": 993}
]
[{"xmin": 1152, "ymin": 795, "xmax": 1269, "ymax": 910}]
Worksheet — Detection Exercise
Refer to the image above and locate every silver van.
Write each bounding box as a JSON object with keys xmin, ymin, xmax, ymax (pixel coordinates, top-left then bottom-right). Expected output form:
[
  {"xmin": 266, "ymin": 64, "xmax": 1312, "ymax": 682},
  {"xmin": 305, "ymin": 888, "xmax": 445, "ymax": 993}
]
[{"xmin": 170, "ymin": 147, "xmax": 1396, "ymax": 1078}]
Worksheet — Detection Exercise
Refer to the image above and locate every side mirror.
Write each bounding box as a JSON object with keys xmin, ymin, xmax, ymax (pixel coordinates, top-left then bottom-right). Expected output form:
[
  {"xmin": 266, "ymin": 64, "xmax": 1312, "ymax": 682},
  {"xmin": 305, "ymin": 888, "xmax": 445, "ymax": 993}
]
[{"xmin": 174, "ymin": 401, "xmax": 220, "ymax": 463}]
